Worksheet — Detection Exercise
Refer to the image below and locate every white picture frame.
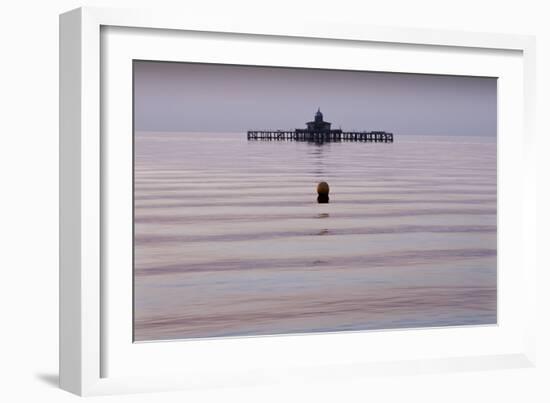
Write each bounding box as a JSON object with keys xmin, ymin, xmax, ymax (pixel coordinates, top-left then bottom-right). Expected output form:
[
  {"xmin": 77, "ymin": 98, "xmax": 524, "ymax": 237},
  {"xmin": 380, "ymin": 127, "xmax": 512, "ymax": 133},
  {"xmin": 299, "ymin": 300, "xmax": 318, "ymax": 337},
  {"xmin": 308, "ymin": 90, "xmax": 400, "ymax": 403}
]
[{"xmin": 59, "ymin": 6, "xmax": 537, "ymax": 396}]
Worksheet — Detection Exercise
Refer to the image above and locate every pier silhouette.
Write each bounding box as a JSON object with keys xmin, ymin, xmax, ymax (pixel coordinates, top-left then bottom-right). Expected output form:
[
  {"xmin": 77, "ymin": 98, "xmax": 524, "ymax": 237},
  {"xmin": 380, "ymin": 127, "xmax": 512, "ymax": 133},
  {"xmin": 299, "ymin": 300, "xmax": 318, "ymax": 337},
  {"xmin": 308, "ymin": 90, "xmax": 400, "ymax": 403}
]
[{"xmin": 247, "ymin": 109, "xmax": 393, "ymax": 143}]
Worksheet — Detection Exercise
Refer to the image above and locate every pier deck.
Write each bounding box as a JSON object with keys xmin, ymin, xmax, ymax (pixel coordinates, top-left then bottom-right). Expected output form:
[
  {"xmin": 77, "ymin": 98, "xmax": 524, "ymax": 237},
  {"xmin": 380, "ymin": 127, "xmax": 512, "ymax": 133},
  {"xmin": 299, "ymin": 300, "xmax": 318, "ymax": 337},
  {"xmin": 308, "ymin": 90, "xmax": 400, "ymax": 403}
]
[{"xmin": 247, "ymin": 130, "xmax": 393, "ymax": 143}]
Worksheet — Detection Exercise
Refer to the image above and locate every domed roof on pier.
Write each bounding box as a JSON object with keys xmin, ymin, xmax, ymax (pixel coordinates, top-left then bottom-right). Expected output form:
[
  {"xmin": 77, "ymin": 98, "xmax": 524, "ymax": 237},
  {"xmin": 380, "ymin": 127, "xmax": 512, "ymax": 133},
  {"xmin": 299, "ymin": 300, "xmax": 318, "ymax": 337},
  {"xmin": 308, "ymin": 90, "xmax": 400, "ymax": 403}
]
[{"xmin": 315, "ymin": 107, "xmax": 323, "ymax": 122}]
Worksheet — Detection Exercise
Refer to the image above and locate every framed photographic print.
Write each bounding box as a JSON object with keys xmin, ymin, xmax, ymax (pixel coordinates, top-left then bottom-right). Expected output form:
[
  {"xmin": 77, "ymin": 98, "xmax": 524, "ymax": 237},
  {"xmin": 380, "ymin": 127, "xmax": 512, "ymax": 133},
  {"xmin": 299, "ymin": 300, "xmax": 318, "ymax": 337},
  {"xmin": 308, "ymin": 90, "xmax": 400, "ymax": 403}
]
[{"xmin": 60, "ymin": 7, "xmax": 537, "ymax": 396}]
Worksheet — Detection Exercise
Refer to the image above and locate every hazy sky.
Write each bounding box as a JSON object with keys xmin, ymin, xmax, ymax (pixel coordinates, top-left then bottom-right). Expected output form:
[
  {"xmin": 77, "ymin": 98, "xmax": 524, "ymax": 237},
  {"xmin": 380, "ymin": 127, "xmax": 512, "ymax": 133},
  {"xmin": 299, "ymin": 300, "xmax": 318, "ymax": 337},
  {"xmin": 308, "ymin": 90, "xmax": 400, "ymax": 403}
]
[{"xmin": 134, "ymin": 61, "xmax": 497, "ymax": 136}]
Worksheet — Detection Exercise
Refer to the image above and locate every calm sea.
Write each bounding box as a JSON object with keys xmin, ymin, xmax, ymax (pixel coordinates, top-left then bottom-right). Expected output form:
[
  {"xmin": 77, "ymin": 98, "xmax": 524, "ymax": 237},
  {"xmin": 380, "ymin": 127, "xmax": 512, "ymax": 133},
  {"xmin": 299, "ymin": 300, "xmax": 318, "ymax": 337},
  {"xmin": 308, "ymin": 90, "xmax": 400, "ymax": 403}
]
[{"xmin": 133, "ymin": 132, "xmax": 497, "ymax": 341}]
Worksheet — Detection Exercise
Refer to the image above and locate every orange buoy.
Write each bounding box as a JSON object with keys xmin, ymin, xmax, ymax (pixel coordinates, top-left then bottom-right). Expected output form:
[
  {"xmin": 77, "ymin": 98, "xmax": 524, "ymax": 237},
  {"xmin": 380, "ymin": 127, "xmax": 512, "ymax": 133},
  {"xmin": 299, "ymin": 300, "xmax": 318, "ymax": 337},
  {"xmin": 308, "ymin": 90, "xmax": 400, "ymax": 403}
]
[{"xmin": 317, "ymin": 181, "xmax": 330, "ymax": 203}]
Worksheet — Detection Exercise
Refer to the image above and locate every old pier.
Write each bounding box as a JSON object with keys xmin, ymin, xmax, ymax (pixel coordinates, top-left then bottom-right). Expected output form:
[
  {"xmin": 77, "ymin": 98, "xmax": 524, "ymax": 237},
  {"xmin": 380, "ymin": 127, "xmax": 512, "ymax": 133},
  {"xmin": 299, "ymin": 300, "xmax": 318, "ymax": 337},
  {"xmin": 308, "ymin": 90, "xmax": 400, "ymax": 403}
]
[{"xmin": 247, "ymin": 108, "xmax": 393, "ymax": 143}]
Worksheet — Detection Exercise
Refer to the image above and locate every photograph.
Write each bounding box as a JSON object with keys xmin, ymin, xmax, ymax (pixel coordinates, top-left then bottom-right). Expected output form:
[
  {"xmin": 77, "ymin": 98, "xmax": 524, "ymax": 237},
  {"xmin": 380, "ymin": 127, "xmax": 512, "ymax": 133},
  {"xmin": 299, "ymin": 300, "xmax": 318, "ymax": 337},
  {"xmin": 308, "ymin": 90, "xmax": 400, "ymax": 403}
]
[{"xmin": 132, "ymin": 61, "xmax": 497, "ymax": 342}]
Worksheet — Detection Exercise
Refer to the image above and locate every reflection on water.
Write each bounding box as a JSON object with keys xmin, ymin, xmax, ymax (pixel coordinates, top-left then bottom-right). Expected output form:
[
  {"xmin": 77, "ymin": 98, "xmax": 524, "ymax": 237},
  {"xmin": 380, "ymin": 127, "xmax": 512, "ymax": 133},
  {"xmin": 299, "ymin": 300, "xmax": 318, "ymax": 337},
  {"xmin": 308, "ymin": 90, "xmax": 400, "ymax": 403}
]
[{"xmin": 133, "ymin": 132, "xmax": 497, "ymax": 341}]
